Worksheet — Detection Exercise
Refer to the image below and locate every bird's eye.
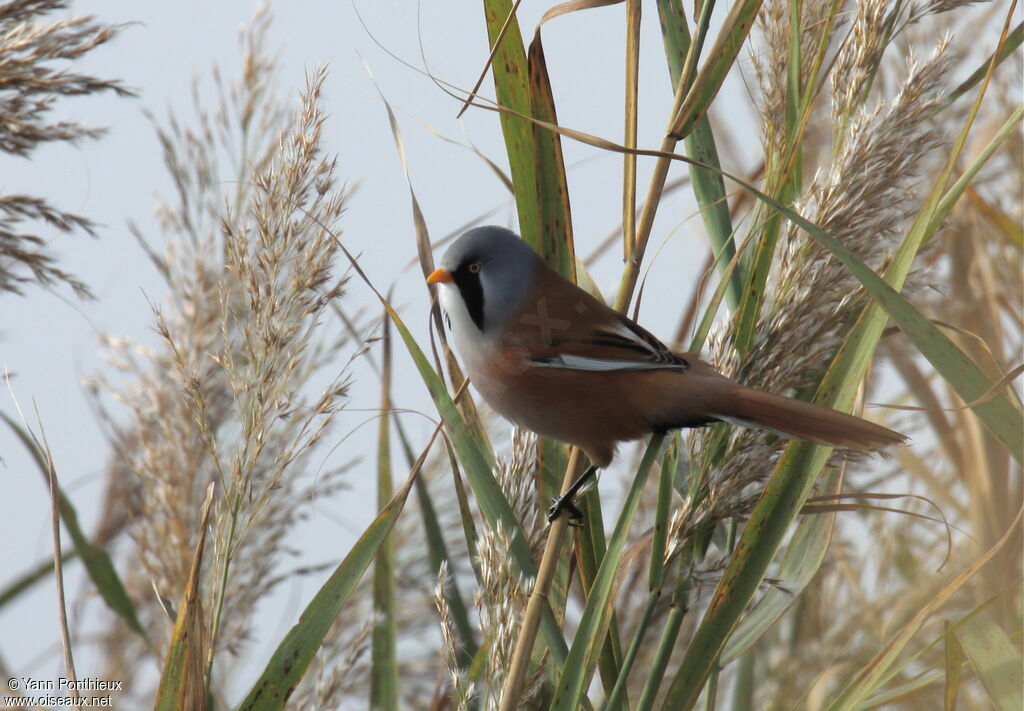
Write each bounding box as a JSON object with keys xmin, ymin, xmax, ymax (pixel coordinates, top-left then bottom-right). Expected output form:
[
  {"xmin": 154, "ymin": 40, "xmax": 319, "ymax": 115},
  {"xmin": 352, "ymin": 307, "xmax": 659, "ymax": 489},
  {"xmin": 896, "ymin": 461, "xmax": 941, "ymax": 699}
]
[{"xmin": 468, "ymin": 262, "xmax": 481, "ymax": 273}]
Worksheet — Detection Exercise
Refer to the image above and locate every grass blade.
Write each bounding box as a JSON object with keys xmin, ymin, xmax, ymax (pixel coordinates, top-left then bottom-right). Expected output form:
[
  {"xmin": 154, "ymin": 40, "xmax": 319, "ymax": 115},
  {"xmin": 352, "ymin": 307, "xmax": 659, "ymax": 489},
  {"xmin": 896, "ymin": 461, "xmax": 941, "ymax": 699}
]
[
  {"xmin": 944, "ymin": 620, "xmax": 964, "ymax": 711},
  {"xmin": 930, "ymin": 103, "xmax": 1024, "ymax": 235},
  {"xmin": 720, "ymin": 468, "xmax": 842, "ymax": 663},
  {"xmin": 370, "ymin": 312, "xmax": 398, "ymax": 711},
  {"xmin": 383, "ymin": 299, "xmax": 570, "ymax": 665},
  {"xmin": 603, "ymin": 590, "xmax": 660, "ymax": 711},
  {"xmin": 0, "ymin": 551, "xmax": 76, "ymax": 610},
  {"xmin": 650, "ymin": 434, "xmax": 679, "ymax": 591},
  {"xmin": 154, "ymin": 484, "xmax": 214, "ymax": 711},
  {"xmin": 395, "ymin": 421, "xmax": 478, "ymax": 666},
  {"xmin": 549, "ymin": 435, "xmax": 665, "ymax": 711},
  {"xmin": 623, "ymin": 0, "xmax": 641, "ymax": 264},
  {"xmin": 937, "ymin": 21, "xmax": 1022, "ymax": 113},
  {"xmin": 668, "ymin": 0, "xmax": 764, "ymax": 140},
  {"xmin": 855, "ymin": 672, "xmax": 947, "ymax": 709},
  {"xmin": 576, "ymin": 485, "xmax": 625, "ymax": 696},
  {"xmin": 527, "ymin": 31, "xmax": 576, "ymax": 279},
  {"xmin": 0, "ymin": 410, "xmax": 147, "ymax": 641},
  {"xmin": 955, "ymin": 611, "xmax": 1023, "ymax": 711},
  {"xmin": 657, "ymin": 0, "xmax": 742, "ymax": 308},
  {"xmin": 822, "ymin": 504, "xmax": 1023, "ymax": 711},
  {"xmin": 636, "ymin": 559, "xmax": 692, "ymax": 711},
  {"xmin": 482, "ymin": 0, "xmax": 541, "ymax": 245},
  {"xmin": 603, "ymin": 436, "xmax": 680, "ymax": 711},
  {"xmin": 238, "ymin": 455, "xmax": 423, "ymax": 710},
  {"xmin": 370, "ymin": 74, "xmax": 493, "ymax": 450}
]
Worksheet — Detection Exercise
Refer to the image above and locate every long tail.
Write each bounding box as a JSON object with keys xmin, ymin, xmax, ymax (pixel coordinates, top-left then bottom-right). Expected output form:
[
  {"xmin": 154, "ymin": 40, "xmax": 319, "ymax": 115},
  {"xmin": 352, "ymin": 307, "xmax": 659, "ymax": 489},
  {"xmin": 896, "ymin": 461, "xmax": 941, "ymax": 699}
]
[{"xmin": 714, "ymin": 386, "xmax": 905, "ymax": 451}]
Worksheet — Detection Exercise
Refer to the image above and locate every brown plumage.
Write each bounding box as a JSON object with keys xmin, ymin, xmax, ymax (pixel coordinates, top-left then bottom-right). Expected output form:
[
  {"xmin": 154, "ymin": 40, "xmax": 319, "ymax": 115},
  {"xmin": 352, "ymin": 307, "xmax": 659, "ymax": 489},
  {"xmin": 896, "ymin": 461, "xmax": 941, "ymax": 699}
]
[{"xmin": 430, "ymin": 226, "xmax": 905, "ymax": 470}]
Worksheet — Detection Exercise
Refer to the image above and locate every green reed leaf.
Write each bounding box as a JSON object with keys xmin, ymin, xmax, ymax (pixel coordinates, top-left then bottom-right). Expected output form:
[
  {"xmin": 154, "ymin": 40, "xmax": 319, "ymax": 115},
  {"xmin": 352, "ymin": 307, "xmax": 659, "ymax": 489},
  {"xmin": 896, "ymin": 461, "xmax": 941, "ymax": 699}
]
[
  {"xmin": 370, "ymin": 313, "xmax": 398, "ymax": 711},
  {"xmin": 527, "ymin": 31, "xmax": 576, "ymax": 280},
  {"xmin": 657, "ymin": 0, "xmax": 742, "ymax": 308},
  {"xmin": 721, "ymin": 468, "xmax": 841, "ymax": 663},
  {"xmin": 1, "ymin": 411, "xmax": 147, "ymax": 641},
  {"xmin": 482, "ymin": 0, "xmax": 541, "ymax": 246},
  {"xmin": 549, "ymin": 435, "xmax": 665, "ymax": 711},
  {"xmin": 668, "ymin": 0, "xmax": 764, "ymax": 140},
  {"xmin": 238, "ymin": 465, "xmax": 419, "ymax": 710}
]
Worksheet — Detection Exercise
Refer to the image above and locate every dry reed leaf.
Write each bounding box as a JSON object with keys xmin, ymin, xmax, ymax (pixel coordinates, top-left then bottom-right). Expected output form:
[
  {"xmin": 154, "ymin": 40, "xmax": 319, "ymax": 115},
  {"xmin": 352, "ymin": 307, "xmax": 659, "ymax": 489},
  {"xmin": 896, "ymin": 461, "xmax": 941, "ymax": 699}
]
[{"xmin": 154, "ymin": 483, "xmax": 214, "ymax": 711}]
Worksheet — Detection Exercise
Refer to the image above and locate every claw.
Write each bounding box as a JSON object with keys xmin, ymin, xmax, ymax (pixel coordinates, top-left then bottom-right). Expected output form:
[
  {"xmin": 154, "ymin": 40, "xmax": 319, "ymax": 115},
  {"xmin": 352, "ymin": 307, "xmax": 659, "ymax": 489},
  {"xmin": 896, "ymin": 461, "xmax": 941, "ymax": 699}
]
[{"xmin": 547, "ymin": 495, "xmax": 585, "ymax": 526}]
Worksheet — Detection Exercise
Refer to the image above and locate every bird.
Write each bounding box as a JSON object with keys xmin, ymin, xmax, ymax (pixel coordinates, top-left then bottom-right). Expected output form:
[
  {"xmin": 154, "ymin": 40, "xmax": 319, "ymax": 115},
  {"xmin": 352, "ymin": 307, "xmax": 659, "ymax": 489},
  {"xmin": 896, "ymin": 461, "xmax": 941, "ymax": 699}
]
[{"xmin": 426, "ymin": 225, "xmax": 905, "ymax": 523}]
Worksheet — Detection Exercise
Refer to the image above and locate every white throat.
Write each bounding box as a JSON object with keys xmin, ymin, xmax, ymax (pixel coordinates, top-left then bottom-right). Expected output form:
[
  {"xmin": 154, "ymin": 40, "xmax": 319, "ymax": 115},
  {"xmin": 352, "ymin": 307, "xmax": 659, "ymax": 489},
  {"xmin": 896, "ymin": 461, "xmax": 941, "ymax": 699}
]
[{"xmin": 437, "ymin": 282, "xmax": 493, "ymax": 371}]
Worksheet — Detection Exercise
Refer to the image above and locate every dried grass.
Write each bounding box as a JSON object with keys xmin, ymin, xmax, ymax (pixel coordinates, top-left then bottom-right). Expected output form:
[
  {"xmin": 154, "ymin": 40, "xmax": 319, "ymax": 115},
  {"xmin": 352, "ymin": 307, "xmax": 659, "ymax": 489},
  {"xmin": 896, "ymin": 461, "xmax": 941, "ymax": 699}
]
[
  {"xmin": 434, "ymin": 428, "xmax": 549, "ymax": 711},
  {"xmin": 676, "ymin": 1, "xmax": 956, "ymax": 552},
  {"xmin": 0, "ymin": 0, "xmax": 132, "ymax": 298},
  {"xmin": 85, "ymin": 9, "xmax": 362, "ymax": 703}
]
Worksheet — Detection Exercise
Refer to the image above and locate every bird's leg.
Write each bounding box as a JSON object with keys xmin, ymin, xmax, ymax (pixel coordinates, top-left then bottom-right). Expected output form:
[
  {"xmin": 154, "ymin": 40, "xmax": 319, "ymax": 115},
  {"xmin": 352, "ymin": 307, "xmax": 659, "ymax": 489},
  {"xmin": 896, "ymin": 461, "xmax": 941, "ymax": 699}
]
[{"xmin": 547, "ymin": 465, "xmax": 598, "ymax": 525}]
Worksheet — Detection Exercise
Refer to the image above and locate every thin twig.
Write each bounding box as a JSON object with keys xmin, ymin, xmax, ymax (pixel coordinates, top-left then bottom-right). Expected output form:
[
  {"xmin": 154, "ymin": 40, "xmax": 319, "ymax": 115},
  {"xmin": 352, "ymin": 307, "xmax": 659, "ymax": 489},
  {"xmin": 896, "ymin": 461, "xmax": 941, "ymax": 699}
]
[
  {"xmin": 622, "ymin": 0, "xmax": 641, "ymax": 264},
  {"xmin": 498, "ymin": 447, "xmax": 583, "ymax": 711},
  {"xmin": 456, "ymin": 0, "xmax": 526, "ymax": 118},
  {"xmin": 4, "ymin": 377, "xmax": 79, "ymax": 708},
  {"xmin": 40, "ymin": 413, "xmax": 80, "ymax": 710},
  {"xmin": 3, "ymin": 376, "xmax": 82, "ymax": 710}
]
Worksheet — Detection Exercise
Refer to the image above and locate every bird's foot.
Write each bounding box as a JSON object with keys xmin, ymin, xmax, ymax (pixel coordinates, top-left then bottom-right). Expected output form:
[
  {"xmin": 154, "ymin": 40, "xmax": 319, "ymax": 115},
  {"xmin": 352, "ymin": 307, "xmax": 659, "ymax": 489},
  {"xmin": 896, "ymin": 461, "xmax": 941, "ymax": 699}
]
[{"xmin": 547, "ymin": 495, "xmax": 585, "ymax": 526}]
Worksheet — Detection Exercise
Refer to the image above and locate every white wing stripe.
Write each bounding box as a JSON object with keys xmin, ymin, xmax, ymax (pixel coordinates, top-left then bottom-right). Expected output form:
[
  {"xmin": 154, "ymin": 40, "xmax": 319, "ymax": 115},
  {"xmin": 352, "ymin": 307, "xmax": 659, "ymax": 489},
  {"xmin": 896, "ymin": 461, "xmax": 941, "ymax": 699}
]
[
  {"xmin": 604, "ymin": 323, "xmax": 659, "ymax": 356},
  {"xmin": 530, "ymin": 355, "xmax": 683, "ymax": 372}
]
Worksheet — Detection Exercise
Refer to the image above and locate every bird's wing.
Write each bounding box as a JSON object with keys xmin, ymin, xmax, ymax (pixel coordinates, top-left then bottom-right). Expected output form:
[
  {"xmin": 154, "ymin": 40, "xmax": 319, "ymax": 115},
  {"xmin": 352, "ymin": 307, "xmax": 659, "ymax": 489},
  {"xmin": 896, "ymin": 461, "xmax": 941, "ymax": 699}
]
[
  {"xmin": 527, "ymin": 318, "xmax": 688, "ymax": 372},
  {"xmin": 504, "ymin": 269, "xmax": 689, "ymax": 372}
]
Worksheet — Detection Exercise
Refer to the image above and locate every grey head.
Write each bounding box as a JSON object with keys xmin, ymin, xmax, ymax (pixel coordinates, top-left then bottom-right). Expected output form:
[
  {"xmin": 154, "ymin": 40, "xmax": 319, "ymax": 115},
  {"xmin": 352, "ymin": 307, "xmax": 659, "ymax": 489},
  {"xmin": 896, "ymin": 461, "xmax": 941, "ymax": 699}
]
[{"xmin": 437, "ymin": 225, "xmax": 542, "ymax": 335}]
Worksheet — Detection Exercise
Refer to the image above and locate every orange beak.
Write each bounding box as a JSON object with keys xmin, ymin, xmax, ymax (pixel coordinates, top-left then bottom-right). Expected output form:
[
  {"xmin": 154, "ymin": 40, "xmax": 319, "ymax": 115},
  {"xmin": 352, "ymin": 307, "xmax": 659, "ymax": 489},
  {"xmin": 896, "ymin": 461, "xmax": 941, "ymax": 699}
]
[{"xmin": 426, "ymin": 268, "xmax": 453, "ymax": 284}]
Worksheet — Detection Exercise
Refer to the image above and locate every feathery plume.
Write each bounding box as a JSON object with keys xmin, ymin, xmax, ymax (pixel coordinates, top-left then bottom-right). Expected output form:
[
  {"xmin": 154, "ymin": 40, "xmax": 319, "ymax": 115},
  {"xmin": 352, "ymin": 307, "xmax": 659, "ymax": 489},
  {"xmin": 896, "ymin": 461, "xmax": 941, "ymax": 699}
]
[{"xmin": 0, "ymin": 0, "xmax": 132, "ymax": 298}]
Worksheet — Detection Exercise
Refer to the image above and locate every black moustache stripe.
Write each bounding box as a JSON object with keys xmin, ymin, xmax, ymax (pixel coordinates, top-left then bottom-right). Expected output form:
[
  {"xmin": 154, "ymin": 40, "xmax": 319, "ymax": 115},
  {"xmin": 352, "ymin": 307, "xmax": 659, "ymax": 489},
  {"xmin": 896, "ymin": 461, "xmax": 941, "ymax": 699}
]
[{"xmin": 452, "ymin": 267, "xmax": 485, "ymax": 332}]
